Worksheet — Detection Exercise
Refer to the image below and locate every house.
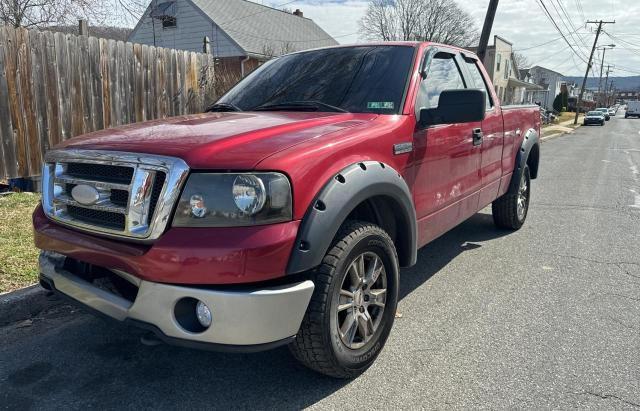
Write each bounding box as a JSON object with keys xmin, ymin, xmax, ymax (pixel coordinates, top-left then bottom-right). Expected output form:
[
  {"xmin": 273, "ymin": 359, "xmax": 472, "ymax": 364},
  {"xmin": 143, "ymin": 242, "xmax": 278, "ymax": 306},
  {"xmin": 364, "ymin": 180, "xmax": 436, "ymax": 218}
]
[
  {"xmin": 128, "ymin": 0, "xmax": 338, "ymax": 76},
  {"xmin": 526, "ymin": 66, "xmax": 565, "ymax": 111},
  {"xmin": 467, "ymin": 36, "xmax": 542, "ymax": 105}
]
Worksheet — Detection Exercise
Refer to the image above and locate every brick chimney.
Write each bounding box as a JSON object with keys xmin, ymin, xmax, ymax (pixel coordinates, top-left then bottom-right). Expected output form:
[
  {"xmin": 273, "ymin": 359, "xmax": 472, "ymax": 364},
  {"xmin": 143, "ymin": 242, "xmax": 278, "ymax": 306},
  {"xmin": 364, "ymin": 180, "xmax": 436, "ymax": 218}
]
[{"xmin": 293, "ymin": 9, "xmax": 303, "ymax": 17}]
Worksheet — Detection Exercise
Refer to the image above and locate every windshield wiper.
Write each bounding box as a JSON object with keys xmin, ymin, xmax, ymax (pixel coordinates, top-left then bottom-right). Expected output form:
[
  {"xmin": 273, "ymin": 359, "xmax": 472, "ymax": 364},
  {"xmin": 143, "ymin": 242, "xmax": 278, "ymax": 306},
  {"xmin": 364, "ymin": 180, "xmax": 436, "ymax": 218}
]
[
  {"xmin": 205, "ymin": 102, "xmax": 242, "ymax": 112},
  {"xmin": 252, "ymin": 101, "xmax": 349, "ymax": 113}
]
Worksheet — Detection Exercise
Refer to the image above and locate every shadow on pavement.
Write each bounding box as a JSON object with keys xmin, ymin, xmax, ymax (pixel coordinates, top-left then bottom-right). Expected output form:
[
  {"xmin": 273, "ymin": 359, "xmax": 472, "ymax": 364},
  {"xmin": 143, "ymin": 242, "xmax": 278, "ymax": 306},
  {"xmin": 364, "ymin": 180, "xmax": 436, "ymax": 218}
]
[{"xmin": 1, "ymin": 212, "xmax": 510, "ymax": 409}]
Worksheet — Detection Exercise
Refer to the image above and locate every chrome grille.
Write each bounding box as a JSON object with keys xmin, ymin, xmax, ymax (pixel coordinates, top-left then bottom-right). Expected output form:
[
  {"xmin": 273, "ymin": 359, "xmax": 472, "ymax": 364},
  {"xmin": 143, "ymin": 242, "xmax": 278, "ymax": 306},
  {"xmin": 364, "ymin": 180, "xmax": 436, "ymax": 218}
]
[{"xmin": 42, "ymin": 150, "xmax": 189, "ymax": 242}]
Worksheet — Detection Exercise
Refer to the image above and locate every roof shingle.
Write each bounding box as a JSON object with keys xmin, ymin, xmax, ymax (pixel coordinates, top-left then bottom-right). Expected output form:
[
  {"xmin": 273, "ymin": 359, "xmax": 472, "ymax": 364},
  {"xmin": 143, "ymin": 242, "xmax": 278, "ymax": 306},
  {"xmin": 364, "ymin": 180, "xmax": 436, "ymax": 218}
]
[{"xmin": 190, "ymin": 0, "xmax": 338, "ymax": 57}]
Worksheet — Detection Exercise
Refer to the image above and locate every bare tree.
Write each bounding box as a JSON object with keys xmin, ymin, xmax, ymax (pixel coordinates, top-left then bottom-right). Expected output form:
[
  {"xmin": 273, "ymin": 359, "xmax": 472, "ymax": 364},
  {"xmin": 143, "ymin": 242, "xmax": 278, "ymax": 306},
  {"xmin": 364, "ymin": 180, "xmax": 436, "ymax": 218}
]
[
  {"xmin": 261, "ymin": 41, "xmax": 296, "ymax": 59},
  {"xmin": 0, "ymin": 0, "xmax": 104, "ymax": 28},
  {"xmin": 512, "ymin": 52, "xmax": 530, "ymax": 71},
  {"xmin": 359, "ymin": 0, "xmax": 479, "ymax": 48},
  {"xmin": 0, "ymin": 0, "xmax": 147, "ymax": 28}
]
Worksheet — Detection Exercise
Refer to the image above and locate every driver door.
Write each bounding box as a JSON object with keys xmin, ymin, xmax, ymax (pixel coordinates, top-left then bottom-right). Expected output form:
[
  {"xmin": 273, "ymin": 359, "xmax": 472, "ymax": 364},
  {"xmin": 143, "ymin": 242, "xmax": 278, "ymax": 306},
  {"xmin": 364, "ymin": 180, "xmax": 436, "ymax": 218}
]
[{"xmin": 412, "ymin": 50, "xmax": 483, "ymax": 246}]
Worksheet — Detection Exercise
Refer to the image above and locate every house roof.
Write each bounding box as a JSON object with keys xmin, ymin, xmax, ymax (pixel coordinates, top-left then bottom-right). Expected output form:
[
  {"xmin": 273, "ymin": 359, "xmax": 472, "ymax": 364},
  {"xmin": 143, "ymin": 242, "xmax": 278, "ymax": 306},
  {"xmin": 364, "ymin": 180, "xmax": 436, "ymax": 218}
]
[
  {"xmin": 529, "ymin": 65, "xmax": 565, "ymax": 77},
  {"xmin": 190, "ymin": 0, "xmax": 338, "ymax": 57}
]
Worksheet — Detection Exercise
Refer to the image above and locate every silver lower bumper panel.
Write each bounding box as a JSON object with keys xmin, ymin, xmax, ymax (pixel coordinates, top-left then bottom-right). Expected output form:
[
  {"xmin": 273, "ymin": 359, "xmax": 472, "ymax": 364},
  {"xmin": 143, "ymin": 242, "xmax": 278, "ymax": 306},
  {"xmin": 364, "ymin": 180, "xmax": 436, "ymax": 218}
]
[{"xmin": 39, "ymin": 251, "xmax": 314, "ymax": 347}]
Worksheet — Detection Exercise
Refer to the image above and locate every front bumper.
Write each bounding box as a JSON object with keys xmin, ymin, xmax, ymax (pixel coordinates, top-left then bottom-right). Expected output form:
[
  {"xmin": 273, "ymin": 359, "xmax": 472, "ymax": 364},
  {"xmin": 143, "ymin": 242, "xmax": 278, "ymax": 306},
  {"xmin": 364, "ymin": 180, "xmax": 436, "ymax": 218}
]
[
  {"xmin": 33, "ymin": 205, "xmax": 300, "ymax": 285},
  {"xmin": 39, "ymin": 251, "xmax": 314, "ymax": 350}
]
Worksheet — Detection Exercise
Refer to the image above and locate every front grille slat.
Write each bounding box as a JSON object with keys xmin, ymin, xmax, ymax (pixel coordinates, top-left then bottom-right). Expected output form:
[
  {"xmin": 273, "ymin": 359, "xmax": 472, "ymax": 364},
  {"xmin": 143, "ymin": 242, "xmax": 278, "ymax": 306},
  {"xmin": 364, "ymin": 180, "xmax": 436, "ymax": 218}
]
[
  {"xmin": 110, "ymin": 190, "xmax": 129, "ymax": 207},
  {"xmin": 67, "ymin": 205, "xmax": 126, "ymax": 230},
  {"xmin": 66, "ymin": 163, "xmax": 134, "ymax": 184},
  {"xmin": 55, "ymin": 174, "xmax": 130, "ymax": 191},
  {"xmin": 147, "ymin": 172, "xmax": 166, "ymax": 223},
  {"xmin": 42, "ymin": 150, "xmax": 188, "ymax": 241}
]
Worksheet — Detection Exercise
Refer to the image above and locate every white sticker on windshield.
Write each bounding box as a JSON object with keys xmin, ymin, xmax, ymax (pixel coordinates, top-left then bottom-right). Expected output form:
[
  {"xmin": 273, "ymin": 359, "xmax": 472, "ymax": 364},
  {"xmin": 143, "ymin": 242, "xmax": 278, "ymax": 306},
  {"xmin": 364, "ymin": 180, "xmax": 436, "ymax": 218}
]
[{"xmin": 367, "ymin": 102, "xmax": 394, "ymax": 109}]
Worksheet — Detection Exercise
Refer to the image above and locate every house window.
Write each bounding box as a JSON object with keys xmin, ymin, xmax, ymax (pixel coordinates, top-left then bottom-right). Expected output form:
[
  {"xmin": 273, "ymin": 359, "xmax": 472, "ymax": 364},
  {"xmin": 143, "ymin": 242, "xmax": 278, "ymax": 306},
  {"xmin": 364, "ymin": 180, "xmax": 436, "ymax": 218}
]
[
  {"xmin": 151, "ymin": 1, "xmax": 177, "ymax": 29},
  {"xmin": 496, "ymin": 54, "xmax": 501, "ymax": 72},
  {"xmin": 504, "ymin": 60, "xmax": 510, "ymax": 79}
]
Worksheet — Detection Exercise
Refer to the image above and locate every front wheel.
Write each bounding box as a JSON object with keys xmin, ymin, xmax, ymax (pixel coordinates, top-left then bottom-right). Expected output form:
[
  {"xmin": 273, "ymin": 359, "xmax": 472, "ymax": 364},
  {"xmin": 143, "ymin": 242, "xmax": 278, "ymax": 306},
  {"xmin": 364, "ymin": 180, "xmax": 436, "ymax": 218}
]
[
  {"xmin": 492, "ymin": 165, "xmax": 531, "ymax": 230},
  {"xmin": 289, "ymin": 221, "xmax": 399, "ymax": 378}
]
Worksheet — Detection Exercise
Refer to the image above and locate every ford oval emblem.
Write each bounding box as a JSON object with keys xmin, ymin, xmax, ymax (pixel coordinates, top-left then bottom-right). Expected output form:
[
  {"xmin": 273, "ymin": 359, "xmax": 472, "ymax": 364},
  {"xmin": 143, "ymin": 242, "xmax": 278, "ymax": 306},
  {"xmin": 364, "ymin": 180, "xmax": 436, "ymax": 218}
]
[{"xmin": 71, "ymin": 184, "xmax": 100, "ymax": 206}]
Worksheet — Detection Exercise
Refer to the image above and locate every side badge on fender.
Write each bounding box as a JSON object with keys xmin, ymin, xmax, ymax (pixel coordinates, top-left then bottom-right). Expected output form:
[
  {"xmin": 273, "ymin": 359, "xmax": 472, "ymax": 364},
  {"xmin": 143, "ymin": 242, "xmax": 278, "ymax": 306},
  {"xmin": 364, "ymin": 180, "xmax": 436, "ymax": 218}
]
[{"xmin": 393, "ymin": 142, "xmax": 413, "ymax": 155}]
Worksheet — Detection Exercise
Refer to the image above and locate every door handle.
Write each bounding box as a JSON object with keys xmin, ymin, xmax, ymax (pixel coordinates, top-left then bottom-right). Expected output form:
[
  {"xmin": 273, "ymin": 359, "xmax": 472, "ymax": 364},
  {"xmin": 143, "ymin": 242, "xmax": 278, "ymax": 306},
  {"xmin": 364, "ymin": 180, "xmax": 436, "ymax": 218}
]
[{"xmin": 472, "ymin": 128, "xmax": 483, "ymax": 146}]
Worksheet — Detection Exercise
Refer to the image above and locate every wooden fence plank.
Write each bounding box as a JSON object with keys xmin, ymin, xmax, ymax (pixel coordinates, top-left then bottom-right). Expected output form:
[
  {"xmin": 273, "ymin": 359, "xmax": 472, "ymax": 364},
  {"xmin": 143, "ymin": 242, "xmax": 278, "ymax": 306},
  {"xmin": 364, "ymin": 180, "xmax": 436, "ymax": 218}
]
[
  {"xmin": 0, "ymin": 31, "xmax": 17, "ymax": 178},
  {"xmin": 0, "ymin": 27, "xmax": 218, "ymax": 180}
]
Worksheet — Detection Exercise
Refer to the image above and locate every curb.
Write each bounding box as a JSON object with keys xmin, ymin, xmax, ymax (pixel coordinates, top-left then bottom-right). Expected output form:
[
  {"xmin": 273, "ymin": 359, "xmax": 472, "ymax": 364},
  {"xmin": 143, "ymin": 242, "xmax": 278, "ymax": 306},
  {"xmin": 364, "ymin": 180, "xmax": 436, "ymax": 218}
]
[
  {"xmin": 541, "ymin": 124, "xmax": 582, "ymax": 143},
  {"xmin": 0, "ymin": 284, "xmax": 62, "ymax": 326}
]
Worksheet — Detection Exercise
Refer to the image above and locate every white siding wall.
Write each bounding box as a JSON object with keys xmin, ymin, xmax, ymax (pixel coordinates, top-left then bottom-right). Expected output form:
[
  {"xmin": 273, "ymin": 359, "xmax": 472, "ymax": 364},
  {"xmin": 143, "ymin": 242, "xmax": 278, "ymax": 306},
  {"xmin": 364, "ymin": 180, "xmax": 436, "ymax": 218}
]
[{"xmin": 128, "ymin": 0, "xmax": 243, "ymax": 57}]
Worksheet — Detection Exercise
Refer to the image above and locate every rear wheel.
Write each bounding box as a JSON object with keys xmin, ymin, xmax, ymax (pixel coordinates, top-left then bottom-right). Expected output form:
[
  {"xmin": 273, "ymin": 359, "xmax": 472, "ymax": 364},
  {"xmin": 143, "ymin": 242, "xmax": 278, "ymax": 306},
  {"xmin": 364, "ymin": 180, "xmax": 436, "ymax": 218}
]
[
  {"xmin": 289, "ymin": 221, "xmax": 399, "ymax": 378},
  {"xmin": 492, "ymin": 165, "xmax": 531, "ymax": 230}
]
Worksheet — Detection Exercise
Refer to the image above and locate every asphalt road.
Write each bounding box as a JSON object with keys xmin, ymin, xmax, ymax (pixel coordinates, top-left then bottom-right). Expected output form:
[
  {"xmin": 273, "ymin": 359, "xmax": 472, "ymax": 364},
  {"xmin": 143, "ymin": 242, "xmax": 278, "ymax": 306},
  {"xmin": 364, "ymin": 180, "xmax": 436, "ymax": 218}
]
[{"xmin": 2, "ymin": 112, "xmax": 639, "ymax": 410}]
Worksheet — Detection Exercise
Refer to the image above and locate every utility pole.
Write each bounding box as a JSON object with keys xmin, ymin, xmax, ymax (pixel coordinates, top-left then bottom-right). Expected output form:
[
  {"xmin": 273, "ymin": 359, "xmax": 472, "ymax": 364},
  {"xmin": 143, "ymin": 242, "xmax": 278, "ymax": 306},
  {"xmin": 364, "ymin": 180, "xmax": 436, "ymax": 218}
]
[
  {"xmin": 597, "ymin": 44, "xmax": 615, "ymax": 105},
  {"xmin": 574, "ymin": 20, "xmax": 615, "ymax": 125},
  {"xmin": 603, "ymin": 65, "xmax": 611, "ymax": 106},
  {"xmin": 477, "ymin": 0, "xmax": 499, "ymax": 64}
]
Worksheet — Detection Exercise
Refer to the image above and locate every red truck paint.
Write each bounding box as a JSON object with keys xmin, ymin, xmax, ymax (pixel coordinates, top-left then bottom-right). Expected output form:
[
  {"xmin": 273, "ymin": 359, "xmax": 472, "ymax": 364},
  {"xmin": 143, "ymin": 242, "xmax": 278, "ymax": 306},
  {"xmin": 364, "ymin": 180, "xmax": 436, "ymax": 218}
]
[{"xmin": 34, "ymin": 42, "xmax": 540, "ymax": 286}]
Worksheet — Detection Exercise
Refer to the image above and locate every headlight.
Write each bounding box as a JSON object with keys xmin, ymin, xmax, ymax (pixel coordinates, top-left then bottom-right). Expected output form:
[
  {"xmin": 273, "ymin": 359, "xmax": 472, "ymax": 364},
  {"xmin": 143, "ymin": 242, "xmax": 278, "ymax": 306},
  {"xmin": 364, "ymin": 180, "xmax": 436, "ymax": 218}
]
[{"xmin": 172, "ymin": 173, "xmax": 292, "ymax": 227}]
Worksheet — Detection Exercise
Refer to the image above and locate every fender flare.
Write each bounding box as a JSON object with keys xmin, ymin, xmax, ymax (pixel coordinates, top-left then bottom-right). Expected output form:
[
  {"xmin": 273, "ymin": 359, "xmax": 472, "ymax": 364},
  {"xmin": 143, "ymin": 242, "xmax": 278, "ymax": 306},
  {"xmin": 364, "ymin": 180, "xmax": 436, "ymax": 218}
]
[
  {"xmin": 510, "ymin": 128, "xmax": 540, "ymax": 191},
  {"xmin": 286, "ymin": 161, "xmax": 418, "ymax": 275}
]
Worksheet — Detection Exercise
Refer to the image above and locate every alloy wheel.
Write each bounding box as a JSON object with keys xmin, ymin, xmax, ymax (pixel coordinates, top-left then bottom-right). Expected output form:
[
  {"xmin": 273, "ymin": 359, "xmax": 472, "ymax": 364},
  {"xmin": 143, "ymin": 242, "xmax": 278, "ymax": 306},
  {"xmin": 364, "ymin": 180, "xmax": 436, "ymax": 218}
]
[
  {"xmin": 336, "ymin": 251, "xmax": 387, "ymax": 350},
  {"xmin": 517, "ymin": 172, "xmax": 529, "ymax": 221}
]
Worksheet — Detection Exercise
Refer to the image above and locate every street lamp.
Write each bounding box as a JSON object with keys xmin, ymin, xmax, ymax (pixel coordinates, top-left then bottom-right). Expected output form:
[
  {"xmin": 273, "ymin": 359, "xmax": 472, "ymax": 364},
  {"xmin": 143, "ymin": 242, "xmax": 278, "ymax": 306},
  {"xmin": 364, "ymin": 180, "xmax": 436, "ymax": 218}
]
[{"xmin": 597, "ymin": 44, "xmax": 615, "ymax": 104}]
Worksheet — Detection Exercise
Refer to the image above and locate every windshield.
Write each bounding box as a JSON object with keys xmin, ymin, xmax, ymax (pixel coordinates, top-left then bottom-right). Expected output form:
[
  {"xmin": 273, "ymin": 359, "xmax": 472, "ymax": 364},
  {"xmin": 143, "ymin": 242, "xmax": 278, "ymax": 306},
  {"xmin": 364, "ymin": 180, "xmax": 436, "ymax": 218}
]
[
  {"xmin": 587, "ymin": 111, "xmax": 602, "ymax": 116},
  {"xmin": 217, "ymin": 46, "xmax": 416, "ymax": 114}
]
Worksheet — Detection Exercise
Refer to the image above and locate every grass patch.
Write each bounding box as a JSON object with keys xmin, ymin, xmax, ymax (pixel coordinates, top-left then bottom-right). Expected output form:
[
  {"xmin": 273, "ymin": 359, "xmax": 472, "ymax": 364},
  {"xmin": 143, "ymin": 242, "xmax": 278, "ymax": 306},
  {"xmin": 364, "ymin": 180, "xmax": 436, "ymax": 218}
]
[
  {"xmin": 556, "ymin": 112, "xmax": 578, "ymax": 123},
  {"xmin": 0, "ymin": 193, "xmax": 41, "ymax": 293}
]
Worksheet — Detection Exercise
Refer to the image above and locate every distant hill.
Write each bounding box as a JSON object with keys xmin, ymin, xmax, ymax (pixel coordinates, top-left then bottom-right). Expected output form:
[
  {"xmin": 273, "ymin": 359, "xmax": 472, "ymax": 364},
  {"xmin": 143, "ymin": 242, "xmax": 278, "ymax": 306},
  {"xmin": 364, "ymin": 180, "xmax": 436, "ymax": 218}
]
[{"xmin": 563, "ymin": 76, "xmax": 640, "ymax": 91}]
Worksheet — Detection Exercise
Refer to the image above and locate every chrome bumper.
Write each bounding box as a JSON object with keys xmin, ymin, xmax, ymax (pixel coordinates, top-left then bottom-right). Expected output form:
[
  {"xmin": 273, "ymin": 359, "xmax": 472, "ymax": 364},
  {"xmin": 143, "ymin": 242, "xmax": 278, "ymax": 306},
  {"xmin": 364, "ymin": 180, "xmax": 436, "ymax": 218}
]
[{"xmin": 39, "ymin": 251, "xmax": 314, "ymax": 348}]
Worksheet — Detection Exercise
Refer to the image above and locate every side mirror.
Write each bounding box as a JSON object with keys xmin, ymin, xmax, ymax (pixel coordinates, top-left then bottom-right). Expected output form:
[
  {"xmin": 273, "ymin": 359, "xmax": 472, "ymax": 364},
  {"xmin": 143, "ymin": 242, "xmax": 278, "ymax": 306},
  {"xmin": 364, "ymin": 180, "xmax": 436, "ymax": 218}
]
[{"xmin": 419, "ymin": 89, "xmax": 486, "ymax": 128}]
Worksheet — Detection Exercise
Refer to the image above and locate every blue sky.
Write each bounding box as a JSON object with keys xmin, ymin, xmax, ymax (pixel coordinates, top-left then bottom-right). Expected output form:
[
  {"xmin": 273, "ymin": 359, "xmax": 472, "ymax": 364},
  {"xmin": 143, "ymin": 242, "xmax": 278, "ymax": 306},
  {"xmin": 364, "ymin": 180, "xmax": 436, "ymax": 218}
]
[{"xmin": 260, "ymin": 0, "xmax": 640, "ymax": 77}]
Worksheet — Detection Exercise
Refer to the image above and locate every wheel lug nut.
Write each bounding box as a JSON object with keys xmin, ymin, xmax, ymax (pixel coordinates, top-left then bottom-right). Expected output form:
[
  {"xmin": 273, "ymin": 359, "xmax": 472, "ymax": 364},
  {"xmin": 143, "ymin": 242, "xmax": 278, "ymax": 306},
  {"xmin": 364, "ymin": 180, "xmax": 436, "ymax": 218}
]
[
  {"xmin": 364, "ymin": 295, "xmax": 370, "ymax": 302},
  {"xmin": 359, "ymin": 306, "xmax": 365, "ymax": 313}
]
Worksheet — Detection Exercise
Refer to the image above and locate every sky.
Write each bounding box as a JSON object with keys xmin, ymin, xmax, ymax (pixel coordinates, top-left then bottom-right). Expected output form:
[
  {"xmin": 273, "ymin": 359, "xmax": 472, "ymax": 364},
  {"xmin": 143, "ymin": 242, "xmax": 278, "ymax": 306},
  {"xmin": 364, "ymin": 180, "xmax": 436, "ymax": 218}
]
[{"xmin": 259, "ymin": 0, "xmax": 640, "ymax": 77}]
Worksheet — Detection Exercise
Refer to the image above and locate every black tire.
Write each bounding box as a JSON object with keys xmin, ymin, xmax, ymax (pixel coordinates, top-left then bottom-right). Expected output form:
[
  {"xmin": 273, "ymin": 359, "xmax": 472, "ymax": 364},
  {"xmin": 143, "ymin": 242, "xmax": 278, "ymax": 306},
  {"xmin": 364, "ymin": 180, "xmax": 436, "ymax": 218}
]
[
  {"xmin": 492, "ymin": 165, "xmax": 531, "ymax": 230},
  {"xmin": 289, "ymin": 220, "xmax": 399, "ymax": 378}
]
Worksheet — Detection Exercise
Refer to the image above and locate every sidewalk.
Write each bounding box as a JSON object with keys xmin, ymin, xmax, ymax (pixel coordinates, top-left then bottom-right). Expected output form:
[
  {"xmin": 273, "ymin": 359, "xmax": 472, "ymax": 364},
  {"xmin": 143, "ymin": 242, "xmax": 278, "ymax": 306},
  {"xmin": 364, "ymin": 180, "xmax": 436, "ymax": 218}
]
[{"xmin": 541, "ymin": 115, "xmax": 584, "ymax": 141}]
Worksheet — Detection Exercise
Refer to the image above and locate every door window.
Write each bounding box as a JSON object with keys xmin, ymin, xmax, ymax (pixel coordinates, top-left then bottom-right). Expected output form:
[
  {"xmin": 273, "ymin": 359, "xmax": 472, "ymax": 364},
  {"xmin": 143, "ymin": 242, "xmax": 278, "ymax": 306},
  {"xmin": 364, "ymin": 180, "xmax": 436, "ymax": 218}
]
[
  {"xmin": 463, "ymin": 58, "xmax": 494, "ymax": 109},
  {"xmin": 415, "ymin": 52, "xmax": 466, "ymax": 113}
]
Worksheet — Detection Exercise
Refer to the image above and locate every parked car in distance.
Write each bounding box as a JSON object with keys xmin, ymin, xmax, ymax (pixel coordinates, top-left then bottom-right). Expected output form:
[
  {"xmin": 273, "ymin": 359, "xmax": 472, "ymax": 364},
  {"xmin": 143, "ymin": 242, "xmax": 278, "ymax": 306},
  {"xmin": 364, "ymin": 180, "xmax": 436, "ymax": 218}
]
[
  {"xmin": 33, "ymin": 42, "xmax": 541, "ymax": 378},
  {"xmin": 625, "ymin": 101, "xmax": 640, "ymax": 118},
  {"xmin": 608, "ymin": 108, "xmax": 616, "ymax": 116},
  {"xmin": 596, "ymin": 107, "xmax": 611, "ymax": 121},
  {"xmin": 584, "ymin": 111, "xmax": 606, "ymax": 126}
]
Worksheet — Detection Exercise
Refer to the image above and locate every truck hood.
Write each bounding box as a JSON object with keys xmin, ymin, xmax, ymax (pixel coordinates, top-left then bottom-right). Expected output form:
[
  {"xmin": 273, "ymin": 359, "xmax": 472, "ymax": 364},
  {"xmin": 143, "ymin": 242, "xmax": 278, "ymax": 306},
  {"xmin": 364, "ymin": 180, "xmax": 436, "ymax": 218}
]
[{"xmin": 57, "ymin": 112, "xmax": 378, "ymax": 169}]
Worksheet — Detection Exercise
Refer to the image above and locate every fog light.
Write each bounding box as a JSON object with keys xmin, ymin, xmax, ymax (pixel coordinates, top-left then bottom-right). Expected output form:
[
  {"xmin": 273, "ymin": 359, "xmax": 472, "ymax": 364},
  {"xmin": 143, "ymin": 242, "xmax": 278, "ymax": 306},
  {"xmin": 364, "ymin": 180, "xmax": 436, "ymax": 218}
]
[{"xmin": 196, "ymin": 300, "xmax": 212, "ymax": 328}]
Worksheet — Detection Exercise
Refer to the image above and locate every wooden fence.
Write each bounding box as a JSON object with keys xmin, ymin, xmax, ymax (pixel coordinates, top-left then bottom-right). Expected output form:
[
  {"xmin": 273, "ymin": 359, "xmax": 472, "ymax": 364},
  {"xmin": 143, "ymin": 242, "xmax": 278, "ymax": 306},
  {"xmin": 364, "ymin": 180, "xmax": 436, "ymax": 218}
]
[{"xmin": 0, "ymin": 26, "xmax": 217, "ymax": 180}]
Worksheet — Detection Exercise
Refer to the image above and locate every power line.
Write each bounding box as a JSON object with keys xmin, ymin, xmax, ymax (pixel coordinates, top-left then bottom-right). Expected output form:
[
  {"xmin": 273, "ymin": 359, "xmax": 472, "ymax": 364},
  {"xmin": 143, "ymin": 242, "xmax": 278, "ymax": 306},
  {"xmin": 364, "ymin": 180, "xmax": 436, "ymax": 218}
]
[
  {"xmin": 535, "ymin": 0, "xmax": 588, "ymax": 64},
  {"xmin": 550, "ymin": 0, "xmax": 590, "ymax": 60},
  {"xmin": 513, "ymin": 27, "xmax": 585, "ymax": 51}
]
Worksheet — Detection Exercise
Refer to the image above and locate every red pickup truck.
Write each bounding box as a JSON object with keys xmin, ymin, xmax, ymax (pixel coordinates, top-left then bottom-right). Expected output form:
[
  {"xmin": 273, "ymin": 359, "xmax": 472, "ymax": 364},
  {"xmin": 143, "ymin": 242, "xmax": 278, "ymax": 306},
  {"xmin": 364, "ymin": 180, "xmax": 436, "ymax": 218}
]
[{"xmin": 34, "ymin": 42, "xmax": 540, "ymax": 378}]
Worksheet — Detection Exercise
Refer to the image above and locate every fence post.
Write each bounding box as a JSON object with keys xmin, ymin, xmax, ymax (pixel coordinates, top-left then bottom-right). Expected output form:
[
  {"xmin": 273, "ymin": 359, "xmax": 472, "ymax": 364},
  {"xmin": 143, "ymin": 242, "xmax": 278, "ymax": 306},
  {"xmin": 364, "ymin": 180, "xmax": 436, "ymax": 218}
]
[
  {"xmin": 203, "ymin": 36, "xmax": 210, "ymax": 54},
  {"xmin": 79, "ymin": 20, "xmax": 89, "ymax": 36}
]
